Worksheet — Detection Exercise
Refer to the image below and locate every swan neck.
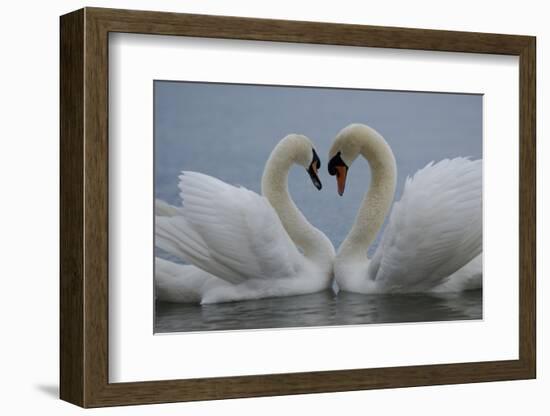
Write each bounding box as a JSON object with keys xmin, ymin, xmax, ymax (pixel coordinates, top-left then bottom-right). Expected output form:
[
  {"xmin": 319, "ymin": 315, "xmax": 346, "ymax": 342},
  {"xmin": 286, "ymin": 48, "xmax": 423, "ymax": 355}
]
[
  {"xmin": 261, "ymin": 142, "xmax": 334, "ymax": 263},
  {"xmin": 339, "ymin": 130, "xmax": 397, "ymax": 261}
]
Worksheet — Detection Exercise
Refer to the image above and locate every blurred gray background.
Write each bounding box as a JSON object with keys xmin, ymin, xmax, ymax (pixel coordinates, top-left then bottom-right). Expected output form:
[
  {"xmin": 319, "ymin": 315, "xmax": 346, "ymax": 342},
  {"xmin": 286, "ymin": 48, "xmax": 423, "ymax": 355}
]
[{"xmin": 154, "ymin": 81, "xmax": 482, "ymax": 252}]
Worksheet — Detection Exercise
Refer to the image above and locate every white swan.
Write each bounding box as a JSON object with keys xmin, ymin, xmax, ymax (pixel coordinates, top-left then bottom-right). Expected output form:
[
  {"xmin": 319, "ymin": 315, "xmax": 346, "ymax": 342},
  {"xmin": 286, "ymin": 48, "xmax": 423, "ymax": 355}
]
[
  {"xmin": 155, "ymin": 134, "xmax": 335, "ymax": 304},
  {"xmin": 327, "ymin": 123, "xmax": 482, "ymax": 294}
]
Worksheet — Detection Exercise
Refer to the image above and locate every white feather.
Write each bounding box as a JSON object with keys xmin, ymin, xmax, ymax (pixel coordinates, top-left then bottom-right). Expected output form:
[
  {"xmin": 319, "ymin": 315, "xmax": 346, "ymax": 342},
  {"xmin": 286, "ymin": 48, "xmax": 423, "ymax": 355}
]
[
  {"xmin": 333, "ymin": 123, "xmax": 482, "ymax": 294},
  {"xmin": 431, "ymin": 254, "xmax": 482, "ymax": 293},
  {"xmin": 368, "ymin": 158, "xmax": 482, "ymax": 292},
  {"xmin": 156, "ymin": 171, "xmax": 304, "ymax": 285},
  {"xmin": 154, "ymin": 257, "xmax": 226, "ymax": 303},
  {"xmin": 154, "ymin": 135, "xmax": 335, "ymax": 304},
  {"xmin": 155, "ymin": 199, "xmax": 182, "ymax": 217}
]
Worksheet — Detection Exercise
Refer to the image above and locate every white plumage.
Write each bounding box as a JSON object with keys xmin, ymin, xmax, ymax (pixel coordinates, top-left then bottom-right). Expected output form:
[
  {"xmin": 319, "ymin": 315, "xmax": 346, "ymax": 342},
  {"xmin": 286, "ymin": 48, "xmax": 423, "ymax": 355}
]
[
  {"xmin": 156, "ymin": 172, "xmax": 304, "ymax": 284},
  {"xmin": 367, "ymin": 158, "xmax": 482, "ymax": 292},
  {"xmin": 154, "ymin": 257, "xmax": 225, "ymax": 303},
  {"xmin": 432, "ymin": 254, "xmax": 482, "ymax": 293},
  {"xmin": 329, "ymin": 123, "xmax": 482, "ymax": 294},
  {"xmin": 155, "ymin": 135, "xmax": 335, "ymax": 304}
]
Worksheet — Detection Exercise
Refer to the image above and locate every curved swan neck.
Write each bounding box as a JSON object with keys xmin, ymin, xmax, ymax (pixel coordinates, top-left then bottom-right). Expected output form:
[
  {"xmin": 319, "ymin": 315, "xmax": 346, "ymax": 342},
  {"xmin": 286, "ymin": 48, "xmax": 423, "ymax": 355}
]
[
  {"xmin": 338, "ymin": 126, "xmax": 397, "ymax": 261},
  {"xmin": 261, "ymin": 138, "xmax": 334, "ymax": 263}
]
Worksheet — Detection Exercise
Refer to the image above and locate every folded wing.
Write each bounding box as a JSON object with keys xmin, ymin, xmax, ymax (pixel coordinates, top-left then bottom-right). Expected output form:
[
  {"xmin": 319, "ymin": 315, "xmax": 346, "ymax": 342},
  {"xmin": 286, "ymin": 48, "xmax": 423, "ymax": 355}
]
[
  {"xmin": 155, "ymin": 171, "xmax": 303, "ymax": 284},
  {"xmin": 432, "ymin": 254, "xmax": 482, "ymax": 293},
  {"xmin": 367, "ymin": 158, "xmax": 482, "ymax": 292}
]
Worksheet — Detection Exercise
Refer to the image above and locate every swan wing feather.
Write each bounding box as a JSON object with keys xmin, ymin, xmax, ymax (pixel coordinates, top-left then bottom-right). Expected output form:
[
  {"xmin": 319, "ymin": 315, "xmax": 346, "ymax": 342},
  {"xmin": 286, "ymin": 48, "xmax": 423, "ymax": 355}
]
[
  {"xmin": 368, "ymin": 158, "xmax": 482, "ymax": 292},
  {"xmin": 431, "ymin": 254, "xmax": 482, "ymax": 292},
  {"xmin": 155, "ymin": 198, "xmax": 182, "ymax": 217},
  {"xmin": 155, "ymin": 171, "xmax": 303, "ymax": 284}
]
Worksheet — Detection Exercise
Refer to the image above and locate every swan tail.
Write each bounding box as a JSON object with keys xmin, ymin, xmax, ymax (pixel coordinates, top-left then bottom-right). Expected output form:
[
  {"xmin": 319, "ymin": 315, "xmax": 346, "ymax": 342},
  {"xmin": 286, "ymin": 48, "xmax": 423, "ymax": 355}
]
[{"xmin": 155, "ymin": 257, "xmax": 223, "ymax": 303}]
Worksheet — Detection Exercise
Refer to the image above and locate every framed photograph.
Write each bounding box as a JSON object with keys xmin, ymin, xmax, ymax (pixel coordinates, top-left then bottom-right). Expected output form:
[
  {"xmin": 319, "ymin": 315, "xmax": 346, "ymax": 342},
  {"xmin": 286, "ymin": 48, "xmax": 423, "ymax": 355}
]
[{"xmin": 60, "ymin": 7, "xmax": 536, "ymax": 408}]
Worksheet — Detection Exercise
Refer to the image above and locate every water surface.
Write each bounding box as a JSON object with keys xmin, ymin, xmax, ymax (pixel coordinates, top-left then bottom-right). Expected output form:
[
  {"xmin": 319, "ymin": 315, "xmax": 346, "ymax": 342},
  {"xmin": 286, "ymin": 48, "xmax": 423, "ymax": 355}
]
[{"xmin": 155, "ymin": 290, "xmax": 482, "ymax": 333}]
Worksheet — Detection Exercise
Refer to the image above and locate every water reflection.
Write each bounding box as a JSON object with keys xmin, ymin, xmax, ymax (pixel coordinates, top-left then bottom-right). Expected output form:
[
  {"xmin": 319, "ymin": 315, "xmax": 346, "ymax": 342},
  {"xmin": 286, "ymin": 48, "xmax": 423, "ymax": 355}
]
[{"xmin": 155, "ymin": 290, "xmax": 482, "ymax": 333}]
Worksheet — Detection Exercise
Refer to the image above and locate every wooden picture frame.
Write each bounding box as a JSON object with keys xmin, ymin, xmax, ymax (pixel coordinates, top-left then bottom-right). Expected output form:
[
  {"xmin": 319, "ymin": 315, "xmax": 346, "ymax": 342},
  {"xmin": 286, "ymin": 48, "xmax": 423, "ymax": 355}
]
[{"xmin": 60, "ymin": 7, "xmax": 536, "ymax": 408}]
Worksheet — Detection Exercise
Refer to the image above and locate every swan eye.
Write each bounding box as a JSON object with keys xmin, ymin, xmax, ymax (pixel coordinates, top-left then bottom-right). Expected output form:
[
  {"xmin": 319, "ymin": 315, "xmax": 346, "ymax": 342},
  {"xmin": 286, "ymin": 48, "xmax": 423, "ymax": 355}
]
[
  {"xmin": 328, "ymin": 151, "xmax": 348, "ymax": 176},
  {"xmin": 328, "ymin": 152, "xmax": 349, "ymax": 196}
]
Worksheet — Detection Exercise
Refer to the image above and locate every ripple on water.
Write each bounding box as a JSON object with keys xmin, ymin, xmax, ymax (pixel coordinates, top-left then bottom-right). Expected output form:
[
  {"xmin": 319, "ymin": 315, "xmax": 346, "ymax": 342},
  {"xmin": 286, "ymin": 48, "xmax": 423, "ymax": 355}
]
[{"xmin": 154, "ymin": 290, "xmax": 482, "ymax": 333}]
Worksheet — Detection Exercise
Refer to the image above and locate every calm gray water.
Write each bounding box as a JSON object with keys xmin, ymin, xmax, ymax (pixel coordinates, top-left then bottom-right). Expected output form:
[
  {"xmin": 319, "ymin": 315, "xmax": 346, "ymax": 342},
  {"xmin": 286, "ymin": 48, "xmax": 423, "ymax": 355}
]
[
  {"xmin": 155, "ymin": 290, "xmax": 482, "ymax": 333},
  {"xmin": 154, "ymin": 81, "xmax": 483, "ymax": 332}
]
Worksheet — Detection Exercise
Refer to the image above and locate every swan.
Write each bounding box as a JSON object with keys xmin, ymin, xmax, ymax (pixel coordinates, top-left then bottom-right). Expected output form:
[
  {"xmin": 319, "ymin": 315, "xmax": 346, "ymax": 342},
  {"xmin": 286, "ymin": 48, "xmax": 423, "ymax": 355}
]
[
  {"xmin": 327, "ymin": 123, "xmax": 482, "ymax": 294},
  {"xmin": 155, "ymin": 134, "xmax": 335, "ymax": 304}
]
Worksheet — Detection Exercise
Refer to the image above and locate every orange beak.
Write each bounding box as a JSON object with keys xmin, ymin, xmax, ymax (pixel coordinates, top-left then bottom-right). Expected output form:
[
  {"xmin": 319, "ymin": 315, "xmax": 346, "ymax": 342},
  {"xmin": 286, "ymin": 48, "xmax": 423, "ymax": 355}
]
[{"xmin": 335, "ymin": 165, "xmax": 347, "ymax": 196}]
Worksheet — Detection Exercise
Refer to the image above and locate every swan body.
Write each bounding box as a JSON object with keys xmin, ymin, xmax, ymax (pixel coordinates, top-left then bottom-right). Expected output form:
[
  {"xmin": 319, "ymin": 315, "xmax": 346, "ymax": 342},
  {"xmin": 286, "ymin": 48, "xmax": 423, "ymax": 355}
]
[
  {"xmin": 155, "ymin": 134, "xmax": 335, "ymax": 304},
  {"xmin": 328, "ymin": 123, "xmax": 482, "ymax": 294}
]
